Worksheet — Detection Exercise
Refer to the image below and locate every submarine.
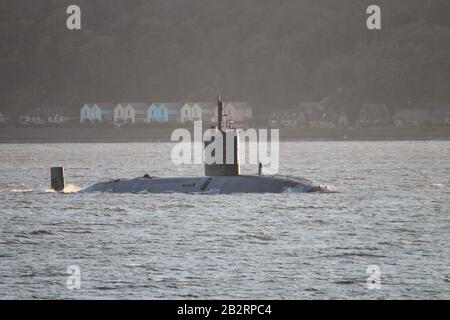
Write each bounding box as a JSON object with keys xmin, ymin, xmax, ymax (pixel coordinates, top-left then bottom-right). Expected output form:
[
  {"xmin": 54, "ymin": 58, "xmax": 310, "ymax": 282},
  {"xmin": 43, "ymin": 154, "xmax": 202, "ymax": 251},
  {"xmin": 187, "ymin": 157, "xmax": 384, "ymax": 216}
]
[{"xmin": 50, "ymin": 93, "xmax": 324, "ymax": 194}]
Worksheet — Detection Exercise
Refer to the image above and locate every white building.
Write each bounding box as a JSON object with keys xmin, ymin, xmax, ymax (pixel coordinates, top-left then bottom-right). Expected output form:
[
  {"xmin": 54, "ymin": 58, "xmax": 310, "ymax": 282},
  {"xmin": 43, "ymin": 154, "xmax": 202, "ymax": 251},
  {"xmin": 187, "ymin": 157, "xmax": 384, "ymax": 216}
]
[
  {"xmin": 114, "ymin": 103, "xmax": 148, "ymax": 125},
  {"xmin": 19, "ymin": 109, "xmax": 47, "ymax": 125},
  {"xmin": 180, "ymin": 103, "xmax": 192, "ymax": 123},
  {"xmin": 80, "ymin": 104, "xmax": 91, "ymax": 123},
  {"xmin": 393, "ymin": 109, "xmax": 431, "ymax": 127},
  {"xmin": 147, "ymin": 103, "xmax": 181, "ymax": 123},
  {"xmin": 223, "ymin": 102, "xmax": 253, "ymax": 123},
  {"xmin": 80, "ymin": 103, "xmax": 115, "ymax": 124},
  {"xmin": 180, "ymin": 102, "xmax": 216, "ymax": 123},
  {"xmin": 47, "ymin": 107, "xmax": 73, "ymax": 124}
]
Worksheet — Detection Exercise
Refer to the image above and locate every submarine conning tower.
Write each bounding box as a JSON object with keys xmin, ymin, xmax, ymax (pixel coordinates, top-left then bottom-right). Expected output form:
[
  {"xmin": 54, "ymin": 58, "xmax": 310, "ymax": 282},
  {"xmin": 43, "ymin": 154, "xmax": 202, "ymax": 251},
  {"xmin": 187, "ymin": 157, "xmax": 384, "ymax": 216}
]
[{"xmin": 203, "ymin": 92, "xmax": 240, "ymax": 176}]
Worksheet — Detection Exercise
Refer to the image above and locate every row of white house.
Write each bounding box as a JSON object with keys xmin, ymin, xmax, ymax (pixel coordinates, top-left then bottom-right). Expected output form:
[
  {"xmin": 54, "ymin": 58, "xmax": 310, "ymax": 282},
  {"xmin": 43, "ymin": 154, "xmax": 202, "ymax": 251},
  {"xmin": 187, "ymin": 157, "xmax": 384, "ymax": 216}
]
[{"xmin": 80, "ymin": 102, "xmax": 253, "ymax": 125}]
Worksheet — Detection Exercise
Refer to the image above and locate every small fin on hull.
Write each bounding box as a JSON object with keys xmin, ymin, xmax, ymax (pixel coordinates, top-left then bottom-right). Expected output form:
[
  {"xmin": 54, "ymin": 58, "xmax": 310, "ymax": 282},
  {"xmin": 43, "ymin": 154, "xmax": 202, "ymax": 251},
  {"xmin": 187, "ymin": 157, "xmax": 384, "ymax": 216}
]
[{"xmin": 50, "ymin": 167, "xmax": 65, "ymax": 192}]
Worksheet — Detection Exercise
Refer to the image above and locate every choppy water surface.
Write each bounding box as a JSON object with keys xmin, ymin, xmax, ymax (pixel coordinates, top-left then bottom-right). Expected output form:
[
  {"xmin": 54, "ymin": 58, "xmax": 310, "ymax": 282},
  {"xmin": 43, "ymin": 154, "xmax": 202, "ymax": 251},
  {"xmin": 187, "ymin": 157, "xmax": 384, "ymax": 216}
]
[{"xmin": 0, "ymin": 141, "xmax": 449, "ymax": 299}]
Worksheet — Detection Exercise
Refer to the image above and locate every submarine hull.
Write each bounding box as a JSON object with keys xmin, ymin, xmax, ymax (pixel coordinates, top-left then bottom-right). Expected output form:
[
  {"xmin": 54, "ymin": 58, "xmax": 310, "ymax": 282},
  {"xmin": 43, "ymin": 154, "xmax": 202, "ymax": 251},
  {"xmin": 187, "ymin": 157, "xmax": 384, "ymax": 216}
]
[{"xmin": 81, "ymin": 175, "xmax": 321, "ymax": 194}]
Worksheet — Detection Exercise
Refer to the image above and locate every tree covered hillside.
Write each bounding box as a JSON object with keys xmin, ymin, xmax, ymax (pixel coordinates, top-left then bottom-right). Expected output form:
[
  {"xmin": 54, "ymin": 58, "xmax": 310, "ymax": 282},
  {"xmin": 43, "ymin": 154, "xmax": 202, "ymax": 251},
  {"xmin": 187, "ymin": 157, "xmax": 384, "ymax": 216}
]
[{"xmin": 1, "ymin": 0, "xmax": 450, "ymax": 116}]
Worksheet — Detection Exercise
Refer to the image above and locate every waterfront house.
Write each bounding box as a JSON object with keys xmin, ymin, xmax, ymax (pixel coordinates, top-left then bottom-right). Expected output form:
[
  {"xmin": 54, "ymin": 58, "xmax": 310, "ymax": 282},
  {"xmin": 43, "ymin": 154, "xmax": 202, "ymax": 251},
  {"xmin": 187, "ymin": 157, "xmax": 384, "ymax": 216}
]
[
  {"xmin": 223, "ymin": 102, "xmax": 253, "ymax": 124},
  {"xmin": 318, "ymin": 109, "xmax": 349, "ymax": 128},
  {"xmin": 180, "ymin": 102, "xmax": 216, "ymax": 123},
  {"xmin": 132, "ymin": 103, "xmax": 150, "ymax": 124},
  {"xmin": 298, "ymin": 102, "xmax": 326, "ymax": 127},
  {"xmin": 446, "ymin": 110, "xmax": 450, "ymax": 125},
  {"xmin": 147, "ymin": 103, "xmax": 181, "ymax": 123},
  {"xmin": 19, "ymin": 109, "xmax": 48, "ymax": 125},
  {"xmin": 92, "ymin": 103, "xmax": 115, "ymax": 123},
  {"xmin": 147, "ymin": 103, "xmax": 159, "ymax": 123},
  {"xmin": 357, "ymin": 103, "xmax": 390, "ymax": 127},
  {"xmin": 429, "ymin": 104, "xmax": 450, "ymax": 125},
  {"xmin": 195, "ymin": 103, "xmax": 217, "ymax": 123},
  {"xmin": 191, "ymin": 103, "xmax": 202, "ymax": 122},
  {"xmin": 393, "ymin": 109, "xmax": 431, "ymax": 127},
  {"xmin": 114, "ymin": 103, "xmax": 132, "ymax": 124},
  {"xmin": 180, "ymin": 103, "xmax": 192, "ymax": 123},
  {"xmin": 298, "ymin": 102, "xmax": 325, "ymax": 116},
  {"xmin": 163, "ymin": 103, "xmax": 182, "ymax": 122},
  {"xmin": 268, "ymin": 110, "xmax": 306, "ymax": 127},
  {"xmin": 337, "ymin": 111, "xmax": 350, "ymax": 127},
  {"xmin": 305, "ymin": 108, "xmax": 324, "ymax": 128},
  {"xmin": 80, "ymin": 104, "xmax": 91, "ymax": 123},
  {"xmin": 81, "ymin": 103, "xmax": 115, "ymax": 124},
  {"xmin": 80, "ymin": 102, "xmax": 116, "ymax": 123},
  {"xmin": 47, "ymin": 107, "xmax": 73, "ymax": 124},
  {"xmin": 114, "ymin": 103, "xmax": 148, "ymax": 125}
]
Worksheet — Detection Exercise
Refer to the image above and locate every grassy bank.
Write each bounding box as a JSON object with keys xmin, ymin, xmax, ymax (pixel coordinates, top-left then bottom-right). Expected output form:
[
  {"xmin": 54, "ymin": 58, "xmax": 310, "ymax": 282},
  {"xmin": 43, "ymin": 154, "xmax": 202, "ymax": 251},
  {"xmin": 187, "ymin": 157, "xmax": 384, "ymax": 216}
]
[{"xmin": 0, "ymin": 126, "xmax": 449, "ymax": 143}]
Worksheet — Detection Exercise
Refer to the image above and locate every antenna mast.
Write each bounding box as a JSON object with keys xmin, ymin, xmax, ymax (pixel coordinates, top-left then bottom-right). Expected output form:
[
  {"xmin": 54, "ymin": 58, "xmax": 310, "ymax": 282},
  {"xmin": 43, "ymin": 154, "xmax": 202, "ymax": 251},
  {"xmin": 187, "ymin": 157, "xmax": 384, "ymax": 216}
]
[{"xmin": 216, "ymin": 78, "xmax": 223, "ymax": 132}]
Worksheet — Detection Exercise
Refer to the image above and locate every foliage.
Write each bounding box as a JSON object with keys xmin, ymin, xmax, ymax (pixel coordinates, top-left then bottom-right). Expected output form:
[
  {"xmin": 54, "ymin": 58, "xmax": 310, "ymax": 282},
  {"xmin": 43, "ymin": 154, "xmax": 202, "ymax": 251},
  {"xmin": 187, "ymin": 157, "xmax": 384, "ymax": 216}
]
[{"xmin": 1, "ymin": 0, "xmax": 449, "ymax": 117}]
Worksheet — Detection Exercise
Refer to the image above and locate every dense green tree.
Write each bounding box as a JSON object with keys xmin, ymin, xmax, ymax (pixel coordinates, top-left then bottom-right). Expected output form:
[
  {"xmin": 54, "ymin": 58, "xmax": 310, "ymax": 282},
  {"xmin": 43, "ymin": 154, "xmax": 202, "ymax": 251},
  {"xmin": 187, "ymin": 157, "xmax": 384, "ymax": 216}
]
[{"xmin": 0, "ymin": 0, "xmax": 449, "ymax": 117}]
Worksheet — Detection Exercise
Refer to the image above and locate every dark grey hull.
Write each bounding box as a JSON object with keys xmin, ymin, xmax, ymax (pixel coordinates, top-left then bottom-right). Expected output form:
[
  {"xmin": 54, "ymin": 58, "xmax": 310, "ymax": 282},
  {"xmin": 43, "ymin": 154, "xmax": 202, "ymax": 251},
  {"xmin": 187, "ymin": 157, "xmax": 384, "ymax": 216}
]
[{"xmin": 81, "ymin": 175, "xmax": 322, "ymax": 194}]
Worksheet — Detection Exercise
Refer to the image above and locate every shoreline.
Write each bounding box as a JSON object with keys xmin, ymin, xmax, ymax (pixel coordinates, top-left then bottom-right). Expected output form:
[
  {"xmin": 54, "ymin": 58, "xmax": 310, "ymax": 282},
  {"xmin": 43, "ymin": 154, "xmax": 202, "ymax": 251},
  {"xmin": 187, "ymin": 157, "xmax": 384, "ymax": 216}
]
[{"xmin": 0, "ymin": 126, "xmax": 450, "ymax": 143}]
